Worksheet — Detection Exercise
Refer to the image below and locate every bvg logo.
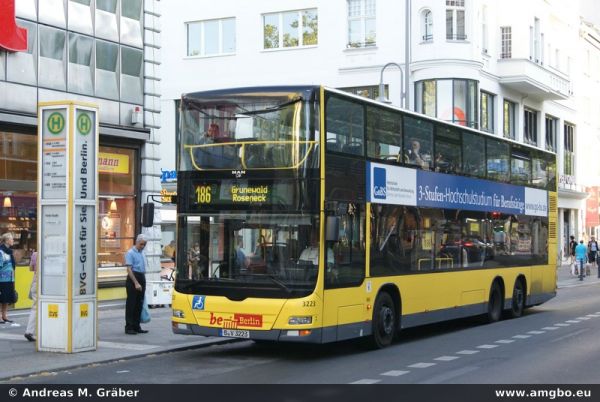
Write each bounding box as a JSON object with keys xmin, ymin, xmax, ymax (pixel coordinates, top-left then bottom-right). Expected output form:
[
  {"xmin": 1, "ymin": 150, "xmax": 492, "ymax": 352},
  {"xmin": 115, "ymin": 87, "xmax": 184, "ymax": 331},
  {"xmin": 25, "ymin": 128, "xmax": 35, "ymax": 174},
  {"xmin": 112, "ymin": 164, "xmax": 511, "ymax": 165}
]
[
  {"xmin": 209, "ymin": 312, "xmax": 263, "ymax": 328},
  {"xmin": 47, "ymin": 112, "xmax": 65, "ymax": 135},
  {"xmin": 373, "ymin": 167, "xmax": 387, "ymax": 200},
  {"xmin": 0, "ymin": 0, "xmax": 28, "ymax": 52}
]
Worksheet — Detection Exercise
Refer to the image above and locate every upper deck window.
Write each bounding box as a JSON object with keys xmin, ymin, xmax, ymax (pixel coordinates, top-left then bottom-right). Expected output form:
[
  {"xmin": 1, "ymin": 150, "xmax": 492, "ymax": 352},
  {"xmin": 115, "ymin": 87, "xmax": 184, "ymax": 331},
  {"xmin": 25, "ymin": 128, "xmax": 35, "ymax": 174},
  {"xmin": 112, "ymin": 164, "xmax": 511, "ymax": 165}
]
[{"xmin": 179, "ymin": 92, "xmax": 317, "ymax": 171}]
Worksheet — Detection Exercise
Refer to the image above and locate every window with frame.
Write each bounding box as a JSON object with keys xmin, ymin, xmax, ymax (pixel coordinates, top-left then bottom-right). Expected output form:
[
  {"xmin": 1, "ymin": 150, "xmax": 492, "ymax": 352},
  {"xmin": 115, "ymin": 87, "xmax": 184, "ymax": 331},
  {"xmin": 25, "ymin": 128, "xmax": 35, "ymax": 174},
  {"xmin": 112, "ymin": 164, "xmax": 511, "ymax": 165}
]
[
  {"xmin": 422, "ymin": 9, "xmax": 433, "ymax": 42},
  {"xmin": 486, "ymin": 139, "xmax": 510, "ymax": 183},
  {"xmin": 415, "ymin": 79, "xmax": 478, "ymax": 128},
  {"xmin": 403, "ymin": 116, "xmax": 433, "ymax": 170},
  {"xmin": 545, "ymin": 115, "xmax": 557, "ymax": 152},
  {"xmin": 503, "ymin": 99, "xmax": 516, "ymax": 139},
  {"xmin": 480, "ymin": 91, "xmax": 494, "ymax": 133},
  {"xmin": 325, "ymin": 202, "xmax": 365, "ymax": 289},
  {"xmin": 446, "ymin": 0, "xmax": 465, "ymax": 40},
  {"xmin": 524, "ymin": 108, "xmax": 538, "ymax": 146},
  {"xmin": 366, "ymin": 106, "xmax": 402, "ymax": 161},
  {"xmin": 462, "ymin": 131, "xmax": 486, "ymax": 178},
  {"xmin": 500, "ymin": 26, "xmax": 511, "ymax": 59},
  {"xmin": 325, "ymin": 95, "xmax": 365, "ymax": 156},
  {"xmin": 347, "ymin": 0, "xmax": 376, "ymax": 48},
  {"xmin": 370, "ymin": 206, "xmax": 548, "ymax": 274},
  {"xmin": 434, "ymin": 126, "xmax": 461, "ymax": 174},
  {"xmin": 563, "ymin": 123, "xmax": 575, "ymax": 176},
  {"xmin": 186, "ymin": 18, "xmax": 235, "ymax": 57},
  {"xmin": 263, "ymin": 9, "xmax": 318, "ymax": 49},
  {"xmin": 511, "ymin": 146, "xmax": 531, "ymax": 186}
]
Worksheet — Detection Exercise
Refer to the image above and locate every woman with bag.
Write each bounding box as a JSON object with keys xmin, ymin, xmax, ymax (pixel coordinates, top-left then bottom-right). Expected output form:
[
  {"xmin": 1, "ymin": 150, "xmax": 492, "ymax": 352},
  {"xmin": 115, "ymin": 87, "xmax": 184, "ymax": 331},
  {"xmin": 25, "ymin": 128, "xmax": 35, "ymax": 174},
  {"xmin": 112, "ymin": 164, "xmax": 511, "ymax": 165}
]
[
  {"xmin": 24, "ymin": 251, "xmax": 37, "ymax": 342},
  {"xmin": 0, "ymin": 232, "xmax": 17, "ymax": 323}
]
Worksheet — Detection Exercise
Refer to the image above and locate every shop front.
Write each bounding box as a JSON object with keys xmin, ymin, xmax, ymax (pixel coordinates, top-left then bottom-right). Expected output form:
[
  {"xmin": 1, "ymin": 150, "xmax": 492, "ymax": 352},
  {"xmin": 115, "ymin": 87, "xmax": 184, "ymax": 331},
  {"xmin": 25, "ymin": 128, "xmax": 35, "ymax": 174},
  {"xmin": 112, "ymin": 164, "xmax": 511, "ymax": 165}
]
[{"xmin": 1, "ymin": 126, "xmax": 142, "ymax": 307}]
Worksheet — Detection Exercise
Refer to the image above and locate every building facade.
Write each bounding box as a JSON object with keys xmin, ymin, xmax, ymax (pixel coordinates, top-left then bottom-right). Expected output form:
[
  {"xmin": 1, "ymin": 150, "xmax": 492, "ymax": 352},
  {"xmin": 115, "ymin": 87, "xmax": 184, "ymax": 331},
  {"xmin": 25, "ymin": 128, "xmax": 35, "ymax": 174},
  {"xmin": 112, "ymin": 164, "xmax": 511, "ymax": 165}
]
[
  {"xmin": 160, "ymin": 0, "xmax": 596, "ymax": 259},
  {"xmin": 0, "ymin": 0, "xmax": 162, "ymax": 302}
]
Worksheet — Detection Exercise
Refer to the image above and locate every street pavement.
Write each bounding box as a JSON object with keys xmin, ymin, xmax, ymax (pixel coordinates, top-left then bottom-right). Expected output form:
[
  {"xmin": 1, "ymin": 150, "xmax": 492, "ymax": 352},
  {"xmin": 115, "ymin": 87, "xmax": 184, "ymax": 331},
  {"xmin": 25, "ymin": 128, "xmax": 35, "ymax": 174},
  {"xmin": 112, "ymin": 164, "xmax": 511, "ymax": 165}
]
[{"xmin": 1, "ymin": 262, "xmax": 598, "ymax": 382}]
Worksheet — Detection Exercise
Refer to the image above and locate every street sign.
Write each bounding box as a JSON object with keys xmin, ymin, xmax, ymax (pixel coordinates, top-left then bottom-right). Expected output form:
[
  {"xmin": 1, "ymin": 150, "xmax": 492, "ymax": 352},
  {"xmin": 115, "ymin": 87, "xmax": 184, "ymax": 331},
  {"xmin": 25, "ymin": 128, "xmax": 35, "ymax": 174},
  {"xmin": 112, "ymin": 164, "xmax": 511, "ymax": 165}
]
[{"xmin": 38, "ymin": 102, "xmax": 99, "ymax": 353}]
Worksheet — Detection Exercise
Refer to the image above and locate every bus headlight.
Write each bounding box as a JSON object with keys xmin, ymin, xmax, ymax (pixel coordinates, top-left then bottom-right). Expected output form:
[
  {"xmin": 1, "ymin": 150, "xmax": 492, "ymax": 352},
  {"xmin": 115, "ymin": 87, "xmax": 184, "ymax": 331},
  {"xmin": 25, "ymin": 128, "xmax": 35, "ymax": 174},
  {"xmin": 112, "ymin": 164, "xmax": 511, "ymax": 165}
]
[
  {"xmin": 288, "ymin": 316, "xmax": 312, "ymax": 325},
  {"xmin": 173, "ymin": 310, "xmax": 185, "ymax": 319}
]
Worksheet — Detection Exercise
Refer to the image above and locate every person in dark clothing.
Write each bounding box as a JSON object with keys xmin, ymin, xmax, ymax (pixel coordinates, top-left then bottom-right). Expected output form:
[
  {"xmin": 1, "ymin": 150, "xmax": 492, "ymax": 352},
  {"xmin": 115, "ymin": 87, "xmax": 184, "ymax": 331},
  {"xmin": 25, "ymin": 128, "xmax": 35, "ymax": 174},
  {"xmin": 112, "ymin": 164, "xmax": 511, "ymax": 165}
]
[
  {"xmin": 569, "ymin": 235, "xmax": 577, "ymax": 266},
  {"xmin": 124, "ymin": 234, "xmax": 148, "ymax": 335}
]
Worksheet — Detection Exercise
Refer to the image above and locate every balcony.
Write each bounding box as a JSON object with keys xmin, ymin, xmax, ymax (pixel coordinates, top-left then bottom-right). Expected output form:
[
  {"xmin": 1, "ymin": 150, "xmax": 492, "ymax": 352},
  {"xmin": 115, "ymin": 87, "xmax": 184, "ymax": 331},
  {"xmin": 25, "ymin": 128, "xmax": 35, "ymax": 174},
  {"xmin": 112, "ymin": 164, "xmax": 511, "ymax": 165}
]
[{"xmin": 496, "ymin": 58, "xmax": 571, "ymax": 101}]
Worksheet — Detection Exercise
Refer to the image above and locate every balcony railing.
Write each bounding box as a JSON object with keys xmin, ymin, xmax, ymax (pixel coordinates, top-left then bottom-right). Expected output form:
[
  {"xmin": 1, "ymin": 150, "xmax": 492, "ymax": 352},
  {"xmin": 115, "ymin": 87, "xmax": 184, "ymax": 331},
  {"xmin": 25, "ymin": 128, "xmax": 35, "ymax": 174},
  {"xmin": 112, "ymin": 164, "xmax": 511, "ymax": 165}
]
[{"xmin": 496, "ymin": 58, "xmax": 571, "ymax": 100}]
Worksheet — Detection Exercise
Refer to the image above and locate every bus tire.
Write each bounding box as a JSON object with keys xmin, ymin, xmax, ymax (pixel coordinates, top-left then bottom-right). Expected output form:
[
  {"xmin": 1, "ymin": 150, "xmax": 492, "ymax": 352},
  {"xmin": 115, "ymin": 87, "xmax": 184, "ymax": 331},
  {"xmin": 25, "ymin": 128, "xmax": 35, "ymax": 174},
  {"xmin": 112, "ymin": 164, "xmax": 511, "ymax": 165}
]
[
  {"xmin": 370, "ymin": 292, "xmax": 396, "ymax": 349},
  {"xmin": 507, "ymin": 279, "xmax": 525, "ymax": 318},
  {"xmin": 486, "ymin": 282, "xmax": 503, "ymax": 323}
]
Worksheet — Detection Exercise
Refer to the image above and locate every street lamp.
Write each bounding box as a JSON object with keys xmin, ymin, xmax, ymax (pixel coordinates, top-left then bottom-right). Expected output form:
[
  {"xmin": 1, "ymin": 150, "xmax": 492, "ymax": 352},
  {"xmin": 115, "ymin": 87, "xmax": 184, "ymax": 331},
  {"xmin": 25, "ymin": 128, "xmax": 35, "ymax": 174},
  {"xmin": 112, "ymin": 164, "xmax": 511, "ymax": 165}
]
[{"xmin": 377, "ymin": 62, "xmax": 404, "ymax": 107}]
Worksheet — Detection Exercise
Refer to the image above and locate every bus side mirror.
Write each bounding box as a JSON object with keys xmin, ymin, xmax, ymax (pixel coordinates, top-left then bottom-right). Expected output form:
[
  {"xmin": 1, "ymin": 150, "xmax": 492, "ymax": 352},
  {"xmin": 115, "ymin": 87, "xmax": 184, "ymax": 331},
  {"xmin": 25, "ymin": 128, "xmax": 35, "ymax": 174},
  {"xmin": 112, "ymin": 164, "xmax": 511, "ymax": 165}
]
[
  {"xmin": 142, "ymin": 203, "xmax": 154, "ymax": 227},
  {"xmin": 326, "ymin": 216, "xmax": 339, "ymax": 242}
]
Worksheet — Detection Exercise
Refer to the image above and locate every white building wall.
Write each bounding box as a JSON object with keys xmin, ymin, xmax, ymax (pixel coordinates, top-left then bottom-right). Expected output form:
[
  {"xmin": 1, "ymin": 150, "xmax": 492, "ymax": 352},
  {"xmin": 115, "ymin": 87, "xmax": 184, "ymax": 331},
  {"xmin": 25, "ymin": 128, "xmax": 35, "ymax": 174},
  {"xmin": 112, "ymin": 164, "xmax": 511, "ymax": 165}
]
[{"xmin": 160, "ymin": 0, "xmax": 595, "ymax": 247}]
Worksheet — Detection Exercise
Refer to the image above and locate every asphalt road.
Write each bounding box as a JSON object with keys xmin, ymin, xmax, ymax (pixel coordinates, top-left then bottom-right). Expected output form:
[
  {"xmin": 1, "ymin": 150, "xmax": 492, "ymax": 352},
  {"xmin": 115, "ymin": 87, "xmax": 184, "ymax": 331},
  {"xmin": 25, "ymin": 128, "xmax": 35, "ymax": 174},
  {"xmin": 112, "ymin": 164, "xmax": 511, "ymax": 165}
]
[{"xmin": 9, "ymin": 283, "xmax": 600, "ymax": 384}]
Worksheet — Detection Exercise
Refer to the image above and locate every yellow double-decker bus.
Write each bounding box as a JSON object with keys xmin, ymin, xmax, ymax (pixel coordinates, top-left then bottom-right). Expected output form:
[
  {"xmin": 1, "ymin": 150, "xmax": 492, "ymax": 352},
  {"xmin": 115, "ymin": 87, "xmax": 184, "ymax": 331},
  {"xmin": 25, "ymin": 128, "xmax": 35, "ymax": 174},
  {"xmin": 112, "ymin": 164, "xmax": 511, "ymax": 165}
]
[{"xmin": 171, "ymin": 86, "xmax": 557, "ymax": 348}]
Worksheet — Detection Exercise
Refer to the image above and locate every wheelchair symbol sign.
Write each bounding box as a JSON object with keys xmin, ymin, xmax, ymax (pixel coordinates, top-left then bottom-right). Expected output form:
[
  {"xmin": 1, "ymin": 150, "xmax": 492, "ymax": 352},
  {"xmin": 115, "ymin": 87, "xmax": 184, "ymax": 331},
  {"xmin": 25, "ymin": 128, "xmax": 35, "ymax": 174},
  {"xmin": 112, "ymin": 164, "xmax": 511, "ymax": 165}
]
[{"xmin": 192, "ymin": 295, "xmax": 205, "ymax": 310}]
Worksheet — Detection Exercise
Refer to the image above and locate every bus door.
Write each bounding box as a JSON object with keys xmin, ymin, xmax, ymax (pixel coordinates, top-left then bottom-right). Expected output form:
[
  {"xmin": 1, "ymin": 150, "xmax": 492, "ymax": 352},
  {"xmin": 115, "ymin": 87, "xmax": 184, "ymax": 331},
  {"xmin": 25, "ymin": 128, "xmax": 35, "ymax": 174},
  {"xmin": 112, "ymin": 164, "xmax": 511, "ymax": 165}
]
[{"xmin": 322, "ymin": 203, "xmax": 368, "ymax": 342}]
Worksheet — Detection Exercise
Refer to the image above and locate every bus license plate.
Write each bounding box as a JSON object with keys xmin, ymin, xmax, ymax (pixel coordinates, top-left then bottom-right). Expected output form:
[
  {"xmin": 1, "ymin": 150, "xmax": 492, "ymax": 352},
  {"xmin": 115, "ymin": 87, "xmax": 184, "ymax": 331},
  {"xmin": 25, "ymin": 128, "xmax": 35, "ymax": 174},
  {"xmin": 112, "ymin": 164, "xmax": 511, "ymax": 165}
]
[{"xmin": 220, "ymin": 329, "xmax": 250, "ymax": 338}]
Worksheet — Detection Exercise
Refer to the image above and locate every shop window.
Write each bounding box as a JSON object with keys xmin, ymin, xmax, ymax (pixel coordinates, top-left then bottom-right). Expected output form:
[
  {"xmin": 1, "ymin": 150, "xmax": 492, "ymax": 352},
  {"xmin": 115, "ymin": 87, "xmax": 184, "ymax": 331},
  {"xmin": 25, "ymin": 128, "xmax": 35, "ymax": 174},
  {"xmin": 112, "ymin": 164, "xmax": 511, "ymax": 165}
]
[
  {"xmin": 0, "ymin": 131, "xmax": 37, "ymax": 266},
  {"xmin": 97, "ymin": 146, "xmax": 137, "ymax": 285}
]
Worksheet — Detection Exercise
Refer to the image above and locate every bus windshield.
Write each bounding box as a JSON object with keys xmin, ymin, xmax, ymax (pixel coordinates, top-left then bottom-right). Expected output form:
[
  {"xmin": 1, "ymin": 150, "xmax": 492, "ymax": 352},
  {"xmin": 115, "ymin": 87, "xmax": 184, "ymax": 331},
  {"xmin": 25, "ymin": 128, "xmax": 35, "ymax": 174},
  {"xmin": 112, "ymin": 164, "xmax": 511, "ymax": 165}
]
[
  {"xmin": 180, "ymin": 92, "xmax": 317, "ymax": 171},
  {"xmin": 176, "ymin": 212, "xmax": 321, "ymax": 298}
]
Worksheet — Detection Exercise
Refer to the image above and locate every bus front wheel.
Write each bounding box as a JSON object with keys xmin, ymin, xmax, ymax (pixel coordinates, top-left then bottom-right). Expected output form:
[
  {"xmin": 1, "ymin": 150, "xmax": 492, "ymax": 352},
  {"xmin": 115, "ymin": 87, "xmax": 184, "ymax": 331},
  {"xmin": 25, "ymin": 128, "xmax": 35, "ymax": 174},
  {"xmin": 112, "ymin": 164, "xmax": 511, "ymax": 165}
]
[
  {"xmin": 486, "ymin": 282, "xmax": 503, "ymax": 323},
  {"xmin": 370, "ymin": 292, "xmax": 396, "ymax": 349}
]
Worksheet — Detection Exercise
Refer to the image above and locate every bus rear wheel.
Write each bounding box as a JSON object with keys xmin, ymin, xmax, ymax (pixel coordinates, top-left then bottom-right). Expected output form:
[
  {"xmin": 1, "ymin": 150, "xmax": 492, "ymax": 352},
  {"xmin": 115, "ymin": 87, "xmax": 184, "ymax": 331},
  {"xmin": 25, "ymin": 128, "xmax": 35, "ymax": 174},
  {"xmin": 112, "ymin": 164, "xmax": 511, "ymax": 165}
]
[
  {"xmin": 370, "ymin": 292, "xmax": 396, "ymax": 349},
  {"xmin": 507, "ymin": 279, "xmax": 525, "ymax": 318},
  {"xmin": 486, "ymin": 282, "xmax": 503, "ymax": 323}
]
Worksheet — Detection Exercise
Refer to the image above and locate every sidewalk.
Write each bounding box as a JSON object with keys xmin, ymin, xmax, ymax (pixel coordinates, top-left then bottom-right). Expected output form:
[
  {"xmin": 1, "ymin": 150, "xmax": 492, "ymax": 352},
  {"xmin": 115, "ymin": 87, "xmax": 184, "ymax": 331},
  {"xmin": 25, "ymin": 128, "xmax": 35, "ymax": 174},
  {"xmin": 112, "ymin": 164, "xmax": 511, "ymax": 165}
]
[
  {"xmin": 1, "ymin": 265, "xmax": 597, "ymax": 382},
  {"xmin": 556, "ymin": 260, "xmax": 600, "ymax": 288},
  {"xmin": 0, "ymin": 302, "xmax": 231, "ymax": 381}
]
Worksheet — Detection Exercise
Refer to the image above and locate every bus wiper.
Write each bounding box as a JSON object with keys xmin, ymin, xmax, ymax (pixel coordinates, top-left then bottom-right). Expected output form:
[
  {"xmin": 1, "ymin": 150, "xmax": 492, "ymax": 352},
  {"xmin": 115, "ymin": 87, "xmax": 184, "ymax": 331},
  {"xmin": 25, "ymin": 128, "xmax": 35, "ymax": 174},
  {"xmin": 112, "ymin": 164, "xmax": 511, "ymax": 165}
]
[{"xmin": 262, "ymin": 274, "xmax": 292, "ymax": 294}]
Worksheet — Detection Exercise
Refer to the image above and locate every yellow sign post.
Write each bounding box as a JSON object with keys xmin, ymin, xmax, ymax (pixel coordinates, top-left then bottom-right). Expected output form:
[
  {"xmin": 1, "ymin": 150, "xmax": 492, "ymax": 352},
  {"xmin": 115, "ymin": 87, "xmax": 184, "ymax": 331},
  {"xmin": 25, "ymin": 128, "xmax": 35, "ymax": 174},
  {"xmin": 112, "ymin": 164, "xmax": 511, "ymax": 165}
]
[{"xmin": 37, "ymin": 101, "xmax": 98, "ymax": 353}]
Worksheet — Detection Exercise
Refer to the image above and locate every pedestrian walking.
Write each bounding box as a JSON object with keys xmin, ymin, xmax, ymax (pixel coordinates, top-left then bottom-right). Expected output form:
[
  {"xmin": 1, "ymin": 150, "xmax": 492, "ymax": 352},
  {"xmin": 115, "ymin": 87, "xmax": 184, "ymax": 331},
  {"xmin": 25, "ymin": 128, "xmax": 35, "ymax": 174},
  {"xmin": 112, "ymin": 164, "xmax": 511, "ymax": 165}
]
[
  {"xmin": 124, "ymin": 234, "xmax": 148, "ymax": 335},
  {"xmin": 575, "ymin": 240, "xmax": 587, "ymax": 281},
  {"xmin": 589, "ymin": 236, "xmax": 598, "ymax": 268},
  {"xmin": 569, "ymin": 235, "xmax": 577, "ymax": 266},
  {"xmin": 24, "ymin": 251, "xmax": 37, "ymax": 342}
]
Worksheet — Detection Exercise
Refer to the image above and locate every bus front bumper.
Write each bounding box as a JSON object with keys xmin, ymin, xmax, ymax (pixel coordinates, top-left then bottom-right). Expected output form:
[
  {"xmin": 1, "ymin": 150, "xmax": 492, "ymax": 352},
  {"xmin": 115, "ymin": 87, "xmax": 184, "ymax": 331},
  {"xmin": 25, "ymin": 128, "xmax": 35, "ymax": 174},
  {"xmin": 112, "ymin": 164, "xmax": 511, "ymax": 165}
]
[{"xmin": 172, "ymin": 321, "xmax": 323, "ymax": 343}]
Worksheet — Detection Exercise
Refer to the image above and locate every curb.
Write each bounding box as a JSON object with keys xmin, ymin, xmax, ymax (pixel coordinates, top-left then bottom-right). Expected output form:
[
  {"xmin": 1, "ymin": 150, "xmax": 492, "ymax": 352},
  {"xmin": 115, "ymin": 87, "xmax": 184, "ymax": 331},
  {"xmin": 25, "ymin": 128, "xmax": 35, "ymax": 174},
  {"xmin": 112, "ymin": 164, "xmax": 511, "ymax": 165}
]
[{"xmin": 0, "ymin": 336, "xmax": 241, "ymax": 382}]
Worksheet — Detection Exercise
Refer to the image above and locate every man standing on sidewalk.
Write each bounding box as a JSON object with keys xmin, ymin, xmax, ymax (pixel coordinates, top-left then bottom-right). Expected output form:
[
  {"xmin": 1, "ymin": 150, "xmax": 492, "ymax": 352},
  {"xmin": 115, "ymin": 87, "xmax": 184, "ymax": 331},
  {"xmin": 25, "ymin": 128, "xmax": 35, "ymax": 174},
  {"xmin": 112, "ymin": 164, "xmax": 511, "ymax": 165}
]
[
  {"xmin": 124, "ymin": 234, "xmax": 148, "ymax": 335},
  {"xmin": 575, "ymin": 240, "xmax": 587, "ymax": 281}
]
